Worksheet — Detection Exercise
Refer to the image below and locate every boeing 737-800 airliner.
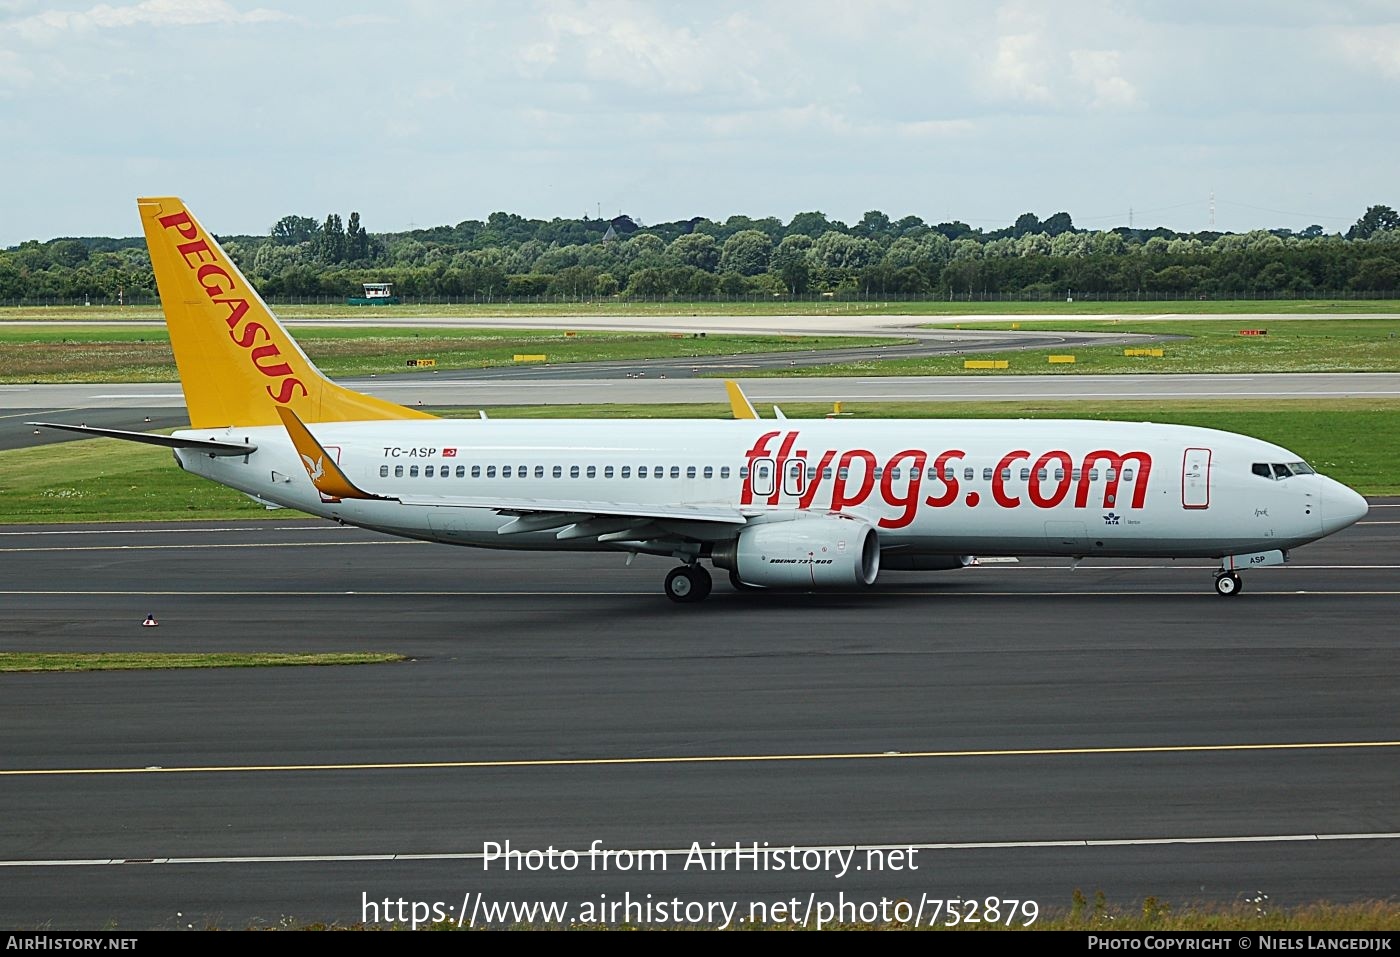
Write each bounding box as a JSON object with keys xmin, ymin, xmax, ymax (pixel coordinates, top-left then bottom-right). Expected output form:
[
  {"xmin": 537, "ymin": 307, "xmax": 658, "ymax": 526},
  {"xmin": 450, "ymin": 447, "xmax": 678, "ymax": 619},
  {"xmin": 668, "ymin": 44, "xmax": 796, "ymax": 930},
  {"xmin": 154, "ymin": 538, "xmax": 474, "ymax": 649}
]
[{"xmin": 33, "ymin": 198, "xmax": 1369, "ymax": 603}]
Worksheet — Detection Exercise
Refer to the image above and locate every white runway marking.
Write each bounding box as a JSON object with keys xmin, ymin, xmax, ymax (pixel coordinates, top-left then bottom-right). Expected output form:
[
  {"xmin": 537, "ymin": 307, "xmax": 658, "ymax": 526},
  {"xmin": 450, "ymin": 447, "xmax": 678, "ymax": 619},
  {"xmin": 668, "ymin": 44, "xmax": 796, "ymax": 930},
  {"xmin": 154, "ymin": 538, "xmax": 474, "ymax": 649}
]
[
  {"xmin": 0, "ymin": 541, "xmax": 421, "ymax": 553},
  {"xmin": 3, "ymin": 587, "xmax": 1399, "ymax": 597},
  {"xmin": 0, "ymin": 525, "xmax": 355, "ymax": 537},
  {"xmin": 3, "ymin": 831, "xmax": 1398, "ymax": 869},
  {"xmin": 0, "ymin": 407, "xmax": 81, "ymax": 420}
]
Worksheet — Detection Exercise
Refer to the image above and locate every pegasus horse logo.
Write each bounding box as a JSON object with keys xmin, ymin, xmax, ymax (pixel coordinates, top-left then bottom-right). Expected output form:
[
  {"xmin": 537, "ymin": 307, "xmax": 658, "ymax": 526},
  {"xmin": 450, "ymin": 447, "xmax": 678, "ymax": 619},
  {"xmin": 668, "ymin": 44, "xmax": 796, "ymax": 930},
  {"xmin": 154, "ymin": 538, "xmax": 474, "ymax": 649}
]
[{"xmin": 300, "ymin": 452, "xmax": 324, "ymax": 482}]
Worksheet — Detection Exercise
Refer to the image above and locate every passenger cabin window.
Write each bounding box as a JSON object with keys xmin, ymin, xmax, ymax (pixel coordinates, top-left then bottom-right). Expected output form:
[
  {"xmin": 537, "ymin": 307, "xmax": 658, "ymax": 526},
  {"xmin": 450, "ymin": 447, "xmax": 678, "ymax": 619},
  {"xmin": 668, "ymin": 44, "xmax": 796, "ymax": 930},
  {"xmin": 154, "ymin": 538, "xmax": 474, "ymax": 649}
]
[
  {"xmin": 410, "ymin": 465, "xmax": 419, "ymax": 478},
  {"xmin": 471, "ymin": 465, "xmax": 481, "ymax": 478},
  {"xmin": 983, "ymin": 468, "xmax": 994, "ymax": 481},
  {"xmin": 395, "ymin": 465, "xmax": 404, "ymax": 478},
  {"xmin": 621, "ymin": 466, "xmax": 631, "ymax": 478},
  {"xmin": 486, "ymin": 465, "xmax": 496, "ymax": 478},
  {"xmin": 379, "ymin": 465, "xmax": 389, "ymax": 478},
  {"xmin": 604, "ymin": 466, "xmax": 615, "ymax": 478},
  {"xmin": 1123, "ymin": 469, "xmax": 1134, "ymax": 481},
  {"xmin": 552, "ymin": 465, "xmax": 563, "ymax": 478},
  {"xmin": 571, "ymin": 465, "xmax": 580, "ymax": 478},
  {"xmin": 703, "ymin": 466, "xmax": 713, "ymax": 479},
  {"xmin": 669, "ymin": 466, "xmax": 680, "ymax": 479},
  {"xmin": 425, "ymin": 465, "xmax": 435, "ymax": 477},
  {"xmin": 638, "ymin": 466, "xmax": 648, "ymax": 478},
  {"xmin": 443, "ymin": 468, "xmax": 450, "ymax": 480},
  {"xmin": 654, "ymin": 466, "xmax": 664, "ymax": 479},
  {"xmin": 964, "ymin": 468, "xmax": 974, "ymax": 481},
  {"xmin": 720, "ymin": 466, "xmax": 731, "ymax": 479},
  {"xmin": 502, "ymin": 466, "xmax": 511, "ymax": 478},
  {"xmin": 943, "ymin": 466, "xmax": 955, "ymax": 481},
  {"xmin": 587, "ymin": 465, "xmax": 596, "ymax": 478},
  {"xmin": 686, "ymin": 466, "xmax": 696, "ymax": 479}
]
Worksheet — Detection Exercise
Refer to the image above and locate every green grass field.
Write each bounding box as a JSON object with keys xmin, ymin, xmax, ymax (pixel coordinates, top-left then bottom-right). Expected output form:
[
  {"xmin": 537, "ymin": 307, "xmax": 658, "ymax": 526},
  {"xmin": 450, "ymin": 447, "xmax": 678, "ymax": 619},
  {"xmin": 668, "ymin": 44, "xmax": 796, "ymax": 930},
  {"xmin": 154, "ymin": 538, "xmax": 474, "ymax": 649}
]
[
  {"xmin": 0, "ymin": 653, "xmax": 404, "ymax": 672},
  {"xmin": 0, "ymin": 326, "xmax": 901, "ymax": 383},
  {"xmin": 4, "ymin": 399, "xmax": 1395, "ymax": 525},
  {"xmin": 5, "ymin": 299, "xmax": 1400, "ymax": 322},
  {"xmin": 737, "ymin": 317, "xmax": 1400, "ymax": 376}
]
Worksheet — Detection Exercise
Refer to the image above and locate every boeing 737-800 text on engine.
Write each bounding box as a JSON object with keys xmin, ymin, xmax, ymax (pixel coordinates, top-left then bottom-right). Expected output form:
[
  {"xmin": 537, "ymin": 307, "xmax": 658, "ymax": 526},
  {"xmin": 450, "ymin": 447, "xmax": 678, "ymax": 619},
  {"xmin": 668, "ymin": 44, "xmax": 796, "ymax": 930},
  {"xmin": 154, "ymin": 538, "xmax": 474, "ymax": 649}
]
[{"xmin": 33, "ymin": 198, "xmax": 1369, "ymax": 602}]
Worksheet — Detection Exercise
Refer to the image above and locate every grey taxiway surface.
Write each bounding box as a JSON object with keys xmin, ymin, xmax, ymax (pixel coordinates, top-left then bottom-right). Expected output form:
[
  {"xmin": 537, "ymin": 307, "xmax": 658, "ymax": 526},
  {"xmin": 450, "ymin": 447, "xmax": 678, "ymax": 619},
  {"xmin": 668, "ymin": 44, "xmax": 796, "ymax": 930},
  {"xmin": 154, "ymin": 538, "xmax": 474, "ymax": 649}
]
[{"xmin": 1, "ymin": 512, "xmax": 1397, "ymax": 928}]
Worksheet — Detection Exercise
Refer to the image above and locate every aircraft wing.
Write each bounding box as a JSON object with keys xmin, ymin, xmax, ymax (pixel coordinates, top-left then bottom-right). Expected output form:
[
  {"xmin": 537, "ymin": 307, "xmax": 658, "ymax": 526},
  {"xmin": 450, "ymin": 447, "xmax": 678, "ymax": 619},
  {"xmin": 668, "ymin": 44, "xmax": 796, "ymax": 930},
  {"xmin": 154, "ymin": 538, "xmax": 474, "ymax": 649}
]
[
  {"xmin": 396, "ymin": 493, "xmax": 745, "ymax": 526},
  {"xmin": 28, "ymin": 422, "xmax": 258, "ymax": 456}
]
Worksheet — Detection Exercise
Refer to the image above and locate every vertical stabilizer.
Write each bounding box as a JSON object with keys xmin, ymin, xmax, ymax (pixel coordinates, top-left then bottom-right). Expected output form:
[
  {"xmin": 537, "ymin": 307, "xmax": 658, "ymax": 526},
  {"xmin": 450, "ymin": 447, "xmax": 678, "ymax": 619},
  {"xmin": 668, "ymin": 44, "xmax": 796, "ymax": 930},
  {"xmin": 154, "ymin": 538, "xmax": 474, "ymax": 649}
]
[{"xmin": 138, "ymin": 196, "xmax": 436, "ymax": 428}]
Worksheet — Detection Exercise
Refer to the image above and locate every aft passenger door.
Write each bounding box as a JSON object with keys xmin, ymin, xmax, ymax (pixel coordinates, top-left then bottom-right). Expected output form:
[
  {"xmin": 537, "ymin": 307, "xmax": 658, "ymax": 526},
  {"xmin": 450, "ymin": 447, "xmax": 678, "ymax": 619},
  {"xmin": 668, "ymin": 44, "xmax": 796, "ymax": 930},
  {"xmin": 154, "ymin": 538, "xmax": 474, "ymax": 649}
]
[{"xmin": 1182, "ymin": 447, "xmax": 1211, "ymax": 509}]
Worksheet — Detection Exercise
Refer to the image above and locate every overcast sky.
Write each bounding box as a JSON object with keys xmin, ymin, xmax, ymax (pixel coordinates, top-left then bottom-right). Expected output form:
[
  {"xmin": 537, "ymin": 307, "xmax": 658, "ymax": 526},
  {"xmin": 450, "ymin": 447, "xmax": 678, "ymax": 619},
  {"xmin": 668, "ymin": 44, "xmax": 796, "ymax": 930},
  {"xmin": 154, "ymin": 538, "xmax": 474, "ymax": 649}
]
[{"xmin": 2, "ymin": 0, "xmax": 1398, "ymax": 245}]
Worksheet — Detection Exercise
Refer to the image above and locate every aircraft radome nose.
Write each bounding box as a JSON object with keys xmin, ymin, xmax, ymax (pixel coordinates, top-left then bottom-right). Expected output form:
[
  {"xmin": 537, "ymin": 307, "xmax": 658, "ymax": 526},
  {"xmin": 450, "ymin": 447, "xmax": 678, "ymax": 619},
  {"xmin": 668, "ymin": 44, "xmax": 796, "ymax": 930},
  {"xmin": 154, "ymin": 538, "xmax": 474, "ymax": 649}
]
[{"xmin": 1323, "ymin": 478, "xmax": 1369, "ymax": 532}]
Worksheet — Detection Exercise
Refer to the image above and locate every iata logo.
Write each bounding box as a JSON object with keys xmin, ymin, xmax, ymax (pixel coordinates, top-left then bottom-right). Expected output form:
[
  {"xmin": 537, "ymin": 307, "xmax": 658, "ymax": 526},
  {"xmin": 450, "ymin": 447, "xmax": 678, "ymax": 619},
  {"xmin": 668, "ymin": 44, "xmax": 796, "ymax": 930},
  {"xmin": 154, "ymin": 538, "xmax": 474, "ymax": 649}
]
[
  {"xmin": 740, "ymin": 430, "xmax": 1153, "ymax": 529},
  {"xmin": 157, "ymin": 210, "xmax": 308, "ymax": 405}
]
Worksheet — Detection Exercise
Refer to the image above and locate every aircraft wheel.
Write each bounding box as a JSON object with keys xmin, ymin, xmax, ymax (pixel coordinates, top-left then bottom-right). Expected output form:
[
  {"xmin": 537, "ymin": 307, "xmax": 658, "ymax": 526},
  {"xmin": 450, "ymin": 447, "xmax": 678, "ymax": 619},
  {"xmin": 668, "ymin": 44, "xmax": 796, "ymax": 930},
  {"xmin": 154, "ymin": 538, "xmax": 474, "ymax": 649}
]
[
  {"xmin": 1213, "ymin": 572, "xmax": 1243, "ymax": 597},
  {"xmin": 665, "ymin": 565, "xmax": 711, "ymax": 603}
]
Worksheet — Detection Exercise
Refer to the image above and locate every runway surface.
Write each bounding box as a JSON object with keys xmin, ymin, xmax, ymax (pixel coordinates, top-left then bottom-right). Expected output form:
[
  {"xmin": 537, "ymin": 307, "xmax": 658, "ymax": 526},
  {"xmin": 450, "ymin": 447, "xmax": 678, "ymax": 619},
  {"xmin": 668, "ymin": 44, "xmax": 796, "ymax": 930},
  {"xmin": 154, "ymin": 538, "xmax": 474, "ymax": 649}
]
[{"xmin": 1, "ymin": 508, "xmax": 1397, "ymax": 928}]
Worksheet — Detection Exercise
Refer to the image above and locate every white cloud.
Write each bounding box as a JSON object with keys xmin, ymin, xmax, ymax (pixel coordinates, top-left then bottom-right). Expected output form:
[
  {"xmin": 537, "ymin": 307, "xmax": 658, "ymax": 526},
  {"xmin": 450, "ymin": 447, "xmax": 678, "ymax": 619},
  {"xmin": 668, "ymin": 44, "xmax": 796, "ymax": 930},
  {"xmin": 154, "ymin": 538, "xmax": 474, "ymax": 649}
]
[
  {"xmin": 1070, "ymin": 50, "xmax": 1139, "ymax": 109},
  {"xmin": 527, "ymin": 1, "xmax": 782, "ymax": 103},
  {"xmin": 7, "ymin": 0, "xmax": 291, "ymax": 42},
  {"xmin": 1329, "ymin": 24, "xmax": 1400, "ymax": 79},
  {"xmin": 989, "ymin": 32, "xmax": 1053, "ymax": 103},
  {"xmin": 0, "ymin": 48, "xmax": 32, "ymax": 88}
]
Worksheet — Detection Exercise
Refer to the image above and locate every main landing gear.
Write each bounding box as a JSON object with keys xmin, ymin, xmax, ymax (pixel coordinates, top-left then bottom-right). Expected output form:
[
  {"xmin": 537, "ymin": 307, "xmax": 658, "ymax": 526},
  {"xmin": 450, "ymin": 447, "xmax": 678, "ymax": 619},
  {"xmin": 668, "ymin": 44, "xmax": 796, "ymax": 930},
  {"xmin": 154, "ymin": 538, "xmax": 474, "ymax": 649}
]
[
  {"xmin": 1213, "ymin": 572, "xmax": 1243, "ymax": 597},
  {"xmin": 664, "ymin": 564, "xmax": 713, "ymax": 604}
]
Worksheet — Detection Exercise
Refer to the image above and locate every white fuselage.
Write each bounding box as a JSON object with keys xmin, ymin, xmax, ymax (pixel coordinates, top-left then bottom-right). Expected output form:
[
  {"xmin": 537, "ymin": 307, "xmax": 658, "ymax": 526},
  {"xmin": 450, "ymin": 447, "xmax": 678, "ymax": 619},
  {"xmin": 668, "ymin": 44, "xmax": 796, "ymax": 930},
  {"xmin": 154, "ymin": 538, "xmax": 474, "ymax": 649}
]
[{"xmin": 173, "ymin": 418, "xmax": 1367, "ymax": 561}]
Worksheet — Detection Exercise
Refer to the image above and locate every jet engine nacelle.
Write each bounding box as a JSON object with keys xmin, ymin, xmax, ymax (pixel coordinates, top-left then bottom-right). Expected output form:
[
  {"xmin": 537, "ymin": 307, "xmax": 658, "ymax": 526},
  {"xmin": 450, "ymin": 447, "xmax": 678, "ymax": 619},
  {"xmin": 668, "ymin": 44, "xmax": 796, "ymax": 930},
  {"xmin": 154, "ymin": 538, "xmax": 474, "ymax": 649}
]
[{"xmin": 713, "ymin": 514, "xmax": 880, "ymax": 589}]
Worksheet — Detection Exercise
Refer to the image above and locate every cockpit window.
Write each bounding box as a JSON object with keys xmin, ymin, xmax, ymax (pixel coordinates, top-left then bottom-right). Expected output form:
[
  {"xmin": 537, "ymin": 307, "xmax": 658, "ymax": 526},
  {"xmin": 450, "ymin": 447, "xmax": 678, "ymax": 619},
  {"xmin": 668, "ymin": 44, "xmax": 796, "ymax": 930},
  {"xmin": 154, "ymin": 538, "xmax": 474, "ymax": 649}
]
[{"xmin": 1254, "ymin": 461, "xmax": 1315, "ymax": 480}]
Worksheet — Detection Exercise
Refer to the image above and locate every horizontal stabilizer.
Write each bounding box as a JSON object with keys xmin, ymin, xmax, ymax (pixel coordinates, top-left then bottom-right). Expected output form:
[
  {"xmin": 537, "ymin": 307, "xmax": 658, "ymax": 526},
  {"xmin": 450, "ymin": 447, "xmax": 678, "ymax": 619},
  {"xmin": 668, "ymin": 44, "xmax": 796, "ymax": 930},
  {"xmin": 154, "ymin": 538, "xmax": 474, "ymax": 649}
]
[{"xmin": 28, "ymin": 422, "xmax": 257, "ymax": 456}]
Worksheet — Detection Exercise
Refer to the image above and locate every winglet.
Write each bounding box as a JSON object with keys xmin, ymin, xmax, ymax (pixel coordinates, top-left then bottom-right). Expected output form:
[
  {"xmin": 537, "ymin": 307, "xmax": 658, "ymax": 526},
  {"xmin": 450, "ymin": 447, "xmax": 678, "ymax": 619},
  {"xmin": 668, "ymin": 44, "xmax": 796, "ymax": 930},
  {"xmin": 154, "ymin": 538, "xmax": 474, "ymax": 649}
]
[
  {"xmin": 724, "ymin": 380, "xmax": 759, "ymax": 420},
  {"xmin": 275, "ymin": 406, "xmax": 385, "ymax": 501}
]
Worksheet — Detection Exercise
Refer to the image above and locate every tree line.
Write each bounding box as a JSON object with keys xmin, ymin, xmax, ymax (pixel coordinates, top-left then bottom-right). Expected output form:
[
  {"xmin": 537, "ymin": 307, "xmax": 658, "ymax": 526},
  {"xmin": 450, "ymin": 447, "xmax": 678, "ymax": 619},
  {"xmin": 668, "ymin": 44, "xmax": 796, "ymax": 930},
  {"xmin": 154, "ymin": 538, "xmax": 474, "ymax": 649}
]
[{"xmin": 3, "ymin": 205, "xmax": 1398, "ymax": 304}]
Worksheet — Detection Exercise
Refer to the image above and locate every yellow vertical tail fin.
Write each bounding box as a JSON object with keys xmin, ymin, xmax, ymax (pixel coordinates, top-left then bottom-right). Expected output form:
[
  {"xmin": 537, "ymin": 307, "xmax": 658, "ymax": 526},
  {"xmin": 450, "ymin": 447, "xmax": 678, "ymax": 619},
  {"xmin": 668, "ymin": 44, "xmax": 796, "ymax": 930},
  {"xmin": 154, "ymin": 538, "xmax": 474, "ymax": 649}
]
[{"xmin": 138, "ymin": 196, "xmax": 435, "ymax": 428}]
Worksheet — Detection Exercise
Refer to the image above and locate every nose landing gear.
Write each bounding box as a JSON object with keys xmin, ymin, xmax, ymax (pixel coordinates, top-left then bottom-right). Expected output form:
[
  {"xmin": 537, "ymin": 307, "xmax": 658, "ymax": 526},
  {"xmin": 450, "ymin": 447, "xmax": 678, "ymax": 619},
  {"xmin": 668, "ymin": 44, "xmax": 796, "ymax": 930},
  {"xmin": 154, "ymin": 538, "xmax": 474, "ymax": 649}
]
[{"xmin": 1213, "ymin": 572, "xmax": 1243, "ymax": 597}]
